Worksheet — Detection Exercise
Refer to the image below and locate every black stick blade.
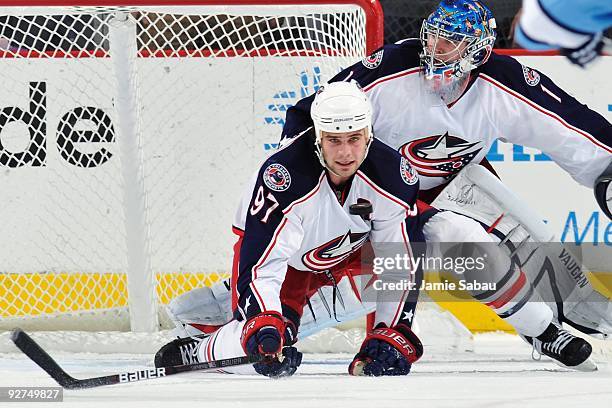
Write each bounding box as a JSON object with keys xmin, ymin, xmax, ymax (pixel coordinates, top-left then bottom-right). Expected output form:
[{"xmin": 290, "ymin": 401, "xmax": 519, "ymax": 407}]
[
  {"xmin": 11, "ymin": 329, "xmax": 80, "ymax": 389},
  {"xmin": 11, "ymin": 328, "xmax": 266, "ymax": 389}
]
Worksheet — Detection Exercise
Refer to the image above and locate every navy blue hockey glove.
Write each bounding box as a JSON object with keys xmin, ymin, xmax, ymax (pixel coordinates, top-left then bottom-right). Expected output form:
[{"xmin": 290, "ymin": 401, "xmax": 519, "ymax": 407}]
[
  {"xmin": 253, "ymin": 346, "xmax": 303, "ymax": 378},
  {"xmin": 560, "ymin": 32, "xmax": 605, "ymax": 68},
  {"xmin": 349, "ymin": 324, "xmax": 423, "ymax": 376}
]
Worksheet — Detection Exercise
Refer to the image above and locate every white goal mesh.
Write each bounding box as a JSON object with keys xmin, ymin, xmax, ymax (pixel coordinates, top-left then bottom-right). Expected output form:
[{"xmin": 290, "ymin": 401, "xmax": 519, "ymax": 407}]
[{"xmin": 0, "ymin": 1, "xmax": 383, "ymax": 334}]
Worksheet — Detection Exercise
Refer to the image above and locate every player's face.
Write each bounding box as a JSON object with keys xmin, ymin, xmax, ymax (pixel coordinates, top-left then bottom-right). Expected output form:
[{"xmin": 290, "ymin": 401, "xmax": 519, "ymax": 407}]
[
  {"xmin": 425, "ymin": 34, "xmax": 467, "ymax": 65},
  {"xmin": 320, "ymin": 128, "xmax": 368, "ymax": 185},
  {"xmin": 422, "ymin": 33, "xmax": 471, "ymax": 105}
]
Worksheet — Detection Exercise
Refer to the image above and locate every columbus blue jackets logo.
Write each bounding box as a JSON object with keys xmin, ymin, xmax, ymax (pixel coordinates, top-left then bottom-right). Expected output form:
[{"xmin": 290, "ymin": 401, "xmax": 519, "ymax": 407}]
[
  {"xmin": 263, "ymin": 163, "xmax": 291, "ymax": 191},
  {"xmin": 400, "ymin": 157, "xmax": 419, "ymax": 185},
  {"xmin": 362, "ymin": 49, "xmax": 384, "ymax": 69},
  {"xmin": 302, "ymin": 230, "xmax": 369, "ymax": 271},
  {"xmin": 522, "ymin": 65, "xmax": 540, "ymax": 86},
  {"xmin": 399, "ymin": 133, "xmax": 483, "ymax": 178}
]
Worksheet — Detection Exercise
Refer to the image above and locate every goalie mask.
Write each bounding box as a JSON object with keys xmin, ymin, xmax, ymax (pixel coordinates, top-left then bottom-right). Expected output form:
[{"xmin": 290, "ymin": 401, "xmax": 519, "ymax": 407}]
[
  {"xmin": 311, "ymin": 81, "xmax": 373, "ymax": 175},
  {"xmin": 420, "ymin": 0, "xmax": 496, "ymax": 103}
]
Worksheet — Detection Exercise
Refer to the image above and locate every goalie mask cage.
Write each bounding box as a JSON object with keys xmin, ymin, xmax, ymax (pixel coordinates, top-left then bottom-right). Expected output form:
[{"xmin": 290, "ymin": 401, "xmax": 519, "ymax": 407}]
[{"xmin": 0, "ymin": 0, "xmax": 384, "ymax": 343}]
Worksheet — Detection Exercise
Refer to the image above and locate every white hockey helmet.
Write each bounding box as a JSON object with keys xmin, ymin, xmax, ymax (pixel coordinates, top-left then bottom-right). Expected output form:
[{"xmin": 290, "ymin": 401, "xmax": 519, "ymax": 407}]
[{"xmin": 310, "ymin": 81, "xmax": 373, "ymax": 171}]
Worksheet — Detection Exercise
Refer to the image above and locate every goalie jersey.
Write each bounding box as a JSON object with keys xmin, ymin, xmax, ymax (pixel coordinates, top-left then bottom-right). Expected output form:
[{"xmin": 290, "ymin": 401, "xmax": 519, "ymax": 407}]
[
  {"xmin": 231, "ymin": 129, "xmax": 428, "ymax": 329},
  {"xmin": 282, "ymin": 40, "xmax": 612, "ymax": 192}
]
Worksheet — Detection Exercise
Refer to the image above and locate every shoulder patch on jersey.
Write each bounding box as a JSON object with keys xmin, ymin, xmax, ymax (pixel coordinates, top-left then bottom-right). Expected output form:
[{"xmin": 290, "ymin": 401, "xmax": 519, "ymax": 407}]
[
  {"xmin": 400, "ymin": 157, "xmax": 419, "ymax": 185},
  {"xmin": 521, "ymin": 65, "xmax": 540, "ymax": 86},
  {"xmin": 263, "ymin": 163, "xmax": 291, "ymax": 192},
  {"xmin": 362, "ymin": 49, "xmax": 384, "ymax": 69}
]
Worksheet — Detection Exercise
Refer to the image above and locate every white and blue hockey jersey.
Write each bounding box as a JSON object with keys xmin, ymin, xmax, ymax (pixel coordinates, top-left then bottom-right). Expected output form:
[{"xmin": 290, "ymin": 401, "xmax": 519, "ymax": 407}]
[
  {"xmin": 516, "ymin": 0, "xmax": 612, "ymax": 50},
  {"xmin": 282, "ymin": 40, "xmax": 612, "ymax": 192},
  {"xmin": 232, "ymin": 129, "xmax": 429, "ymax": 329}
]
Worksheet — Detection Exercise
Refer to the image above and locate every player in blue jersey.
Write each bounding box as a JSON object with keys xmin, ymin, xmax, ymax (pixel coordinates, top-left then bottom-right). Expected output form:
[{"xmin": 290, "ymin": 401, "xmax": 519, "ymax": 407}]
[
  {"xmin": 277, "ymin": 0, "xmax": 611, "ymax": 369},
  {"xmin": 515, "ymin": 0, "xmax": 612, "ymax": 67}
]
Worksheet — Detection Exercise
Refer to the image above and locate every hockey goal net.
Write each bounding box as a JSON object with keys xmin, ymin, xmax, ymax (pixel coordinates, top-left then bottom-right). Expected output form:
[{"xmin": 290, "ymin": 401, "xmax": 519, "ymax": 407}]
[{"xmin": 0, "ymin": 0, "xmax": 383, "ymax": 347}]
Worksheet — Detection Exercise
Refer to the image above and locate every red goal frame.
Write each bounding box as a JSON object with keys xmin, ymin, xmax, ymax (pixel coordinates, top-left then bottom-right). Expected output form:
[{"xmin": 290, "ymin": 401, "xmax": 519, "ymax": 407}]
[{"xmin": 0, "ymin": 0, "xmax": 385, "ymax": 55}]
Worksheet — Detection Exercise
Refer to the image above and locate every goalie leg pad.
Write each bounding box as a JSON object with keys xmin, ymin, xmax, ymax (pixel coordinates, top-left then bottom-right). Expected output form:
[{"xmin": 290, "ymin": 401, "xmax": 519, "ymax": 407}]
[
  {"xmin": 423, "ymin": 210, "xmax": 553, "ymax": 337},
  {"xmin": 166, "ymin": 278, "xmax": 233, "ymax": 338},
  {"xmin": 432, "ymin": 164, "xmax": 612, "ymax": 338}
]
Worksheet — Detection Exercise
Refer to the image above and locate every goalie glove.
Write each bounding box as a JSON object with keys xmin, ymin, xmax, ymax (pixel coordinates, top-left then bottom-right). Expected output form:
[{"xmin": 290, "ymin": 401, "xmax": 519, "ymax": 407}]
[{"xmin": 349, "ymin": 323, "xmax": 423, "ymax": 377}]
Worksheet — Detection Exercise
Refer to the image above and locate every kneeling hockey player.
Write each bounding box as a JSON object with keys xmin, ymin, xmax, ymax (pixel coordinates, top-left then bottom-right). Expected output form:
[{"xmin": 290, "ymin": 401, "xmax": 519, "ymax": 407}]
[{"xmin": 155, "ymin": 81, "xmax": 429, "ymax": 377}]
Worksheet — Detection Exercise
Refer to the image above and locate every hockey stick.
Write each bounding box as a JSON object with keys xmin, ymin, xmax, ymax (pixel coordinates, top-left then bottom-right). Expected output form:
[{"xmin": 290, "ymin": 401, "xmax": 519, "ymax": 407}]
[{"xmin": 11, "ymin": 328, "xmax": 263, "ymax": 389}]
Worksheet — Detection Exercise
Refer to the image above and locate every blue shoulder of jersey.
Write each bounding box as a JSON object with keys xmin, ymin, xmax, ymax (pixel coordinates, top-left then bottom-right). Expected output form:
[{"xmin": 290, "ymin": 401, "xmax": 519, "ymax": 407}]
[
  {"xmin": 478, "ymin": 52, "xmax": 555, "ymax": 100},
  {"xmin": 256, "ymin": 129, "xmax": 323, "ymax": 209},
  {"xmin": 332, "ymin": 40, "xmax": 422, "ymax": 89},
  {"xmin": 479, "ymin": 53, "xmax": 612, "ymax": 148}
]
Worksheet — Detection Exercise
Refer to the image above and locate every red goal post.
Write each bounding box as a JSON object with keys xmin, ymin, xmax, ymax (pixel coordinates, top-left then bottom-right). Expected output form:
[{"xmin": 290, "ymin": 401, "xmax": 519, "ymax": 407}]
[{"xmin": 0, "ymin": 0, "xmax": 384, "ymax": 339}]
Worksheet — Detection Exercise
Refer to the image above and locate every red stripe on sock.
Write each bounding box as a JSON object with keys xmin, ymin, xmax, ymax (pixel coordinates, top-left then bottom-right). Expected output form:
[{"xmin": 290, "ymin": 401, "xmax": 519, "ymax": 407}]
[{"xmin": 486, "ymin": 270, "xmax": 527, "ymax": 309}]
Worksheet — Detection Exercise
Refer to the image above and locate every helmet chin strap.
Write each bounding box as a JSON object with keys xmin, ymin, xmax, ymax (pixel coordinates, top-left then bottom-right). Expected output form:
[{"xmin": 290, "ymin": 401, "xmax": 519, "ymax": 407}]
[{"xmin": 316, "ymin": 148, "xmax": 343, "ymax": 177}]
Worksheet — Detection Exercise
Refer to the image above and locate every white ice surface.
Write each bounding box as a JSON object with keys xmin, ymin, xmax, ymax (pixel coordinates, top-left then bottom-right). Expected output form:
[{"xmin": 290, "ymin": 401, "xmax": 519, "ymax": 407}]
[{"xmin": 0, "ymin": 333, "xmax": 610, "ymax": 408}]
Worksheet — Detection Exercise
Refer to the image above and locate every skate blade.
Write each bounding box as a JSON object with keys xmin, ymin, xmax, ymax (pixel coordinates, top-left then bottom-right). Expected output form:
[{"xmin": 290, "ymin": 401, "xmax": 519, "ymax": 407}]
[{"xmin": 553, "ymin": 357, "xmax": 598, "ymax": 372}]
